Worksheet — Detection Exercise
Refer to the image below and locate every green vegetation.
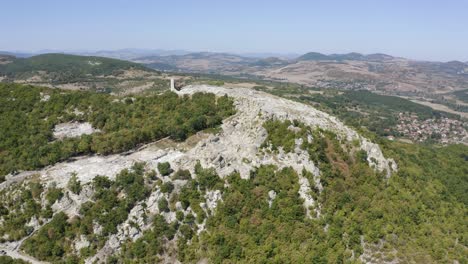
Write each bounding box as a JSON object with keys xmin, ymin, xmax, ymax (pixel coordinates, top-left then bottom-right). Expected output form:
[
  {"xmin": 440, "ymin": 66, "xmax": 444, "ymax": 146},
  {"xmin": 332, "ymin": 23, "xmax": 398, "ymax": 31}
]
[
  {"xmin": 160, "ymin": 182, "xmax": 174, "ymax": 193},
  {"xmin": 452, "ymin": 88, "xmax": 468, "ymax": 103},
  {"xmin": 381, "ymin": 141, "xmax": 468, "ymax": 205},
  {"xmin": 2, "ymin": 120, "xmax": 465, "ymax": 263},
  {"xmin": 157, "ymin": 162, "xmax": 173, "ymax": 176},
  {"xmin": 180, "ymin": 166, "xmax": 307, "ymax": 263},
  {"xmin": 296, "ymin": 51, "xmax": 330, "ymax": 61},
  {"xmin": 0, "ymin": 75, "xmax": 466, "ymax": 263},
  {"xmin": 158, "ymin": 197, "xmax": 170, "ymax": 212},
  {"xmin": 0, "ymin": 181, "xmax": 45, "ymax": 241},
  {"xmin": 172, "ymin": 169, "xmax": 191, "ymax": 180},
  {"xmin": 113, "ymin": 162, "xmax": 224, "ymax": 262},
  {"xmin": 0, "ymin": 83, "xmax": 235, "ymax": 181},
  {"xmin": 118, "ymin": 215, "xmax": 177, "ymax": 263},
  {"xmin": 0, "ymin": 256, "xmax": 30, "ymax": 264},
  {"xmin": 0, "ymin": 53, "xmax": 177, "ymax": 94},
  {"xmin": 67, "ymin": 173, "xmax": 82, "ymax": 194}
]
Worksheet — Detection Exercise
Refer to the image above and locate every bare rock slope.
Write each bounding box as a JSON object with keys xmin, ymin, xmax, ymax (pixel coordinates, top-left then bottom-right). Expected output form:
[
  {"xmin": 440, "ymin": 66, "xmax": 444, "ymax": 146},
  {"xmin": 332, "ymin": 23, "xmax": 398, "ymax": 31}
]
[{"xmin": 177, "ymin": 85, "xmax": 396, "ymax": 177}]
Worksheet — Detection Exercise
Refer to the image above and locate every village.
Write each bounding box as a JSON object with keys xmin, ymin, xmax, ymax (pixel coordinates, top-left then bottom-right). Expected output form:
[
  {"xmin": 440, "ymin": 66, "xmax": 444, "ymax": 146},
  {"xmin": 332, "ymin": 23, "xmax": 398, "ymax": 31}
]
[{"xmin": 394, "ymin": 112, "xmax": 468, "ymax": 144}]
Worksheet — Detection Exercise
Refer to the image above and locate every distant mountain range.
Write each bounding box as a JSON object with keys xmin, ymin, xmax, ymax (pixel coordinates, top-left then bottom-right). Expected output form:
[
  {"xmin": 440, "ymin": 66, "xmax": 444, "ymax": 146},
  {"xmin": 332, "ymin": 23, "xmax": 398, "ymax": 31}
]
[
  {"xmin": 1, "ymin": 50, "xmax": 467, "ymax": 96},
  {"xmin": 0, "ymin": 49, "xmax": 301, "ymax": 60},
  {"xmin": 0, "ymin": 49, "xmax": 193, "ymax": 60},
  {"xmin": 130, "ymin": 51, "xmax": 468, "ymax": 95},
  {"xmin": 297, "ymin": 52, "xmax": 397, "ymax": 61}
]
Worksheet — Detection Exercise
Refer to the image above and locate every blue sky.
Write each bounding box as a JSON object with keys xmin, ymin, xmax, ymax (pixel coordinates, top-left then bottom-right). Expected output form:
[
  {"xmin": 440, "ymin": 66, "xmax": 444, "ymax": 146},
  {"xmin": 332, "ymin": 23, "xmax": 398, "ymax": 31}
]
[{"xmin": 1, "ymin": 0, "xmax": 467, "ymax": 61}]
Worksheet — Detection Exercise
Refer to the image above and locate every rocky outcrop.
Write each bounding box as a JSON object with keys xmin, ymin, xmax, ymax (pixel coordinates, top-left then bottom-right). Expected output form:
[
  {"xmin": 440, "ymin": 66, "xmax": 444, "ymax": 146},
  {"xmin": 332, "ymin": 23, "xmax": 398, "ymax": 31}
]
[
  {"xmin": 178, "ymin": 85, "xmax": 396, "ymax": 178},
  {"xmin": 53, "ymin": 122, "xmax": 100, "ymax": 139}
]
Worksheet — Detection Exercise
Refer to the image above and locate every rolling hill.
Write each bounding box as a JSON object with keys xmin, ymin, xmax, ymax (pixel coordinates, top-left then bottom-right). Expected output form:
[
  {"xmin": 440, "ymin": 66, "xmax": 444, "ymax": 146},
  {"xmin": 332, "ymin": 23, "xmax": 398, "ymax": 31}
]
[
  {"xmin": 0, "ymin": 53, "xmax": 152, "ymax": 78},
  {"xmin": 0, "ymin": 53, "xmax": 171, "ymax": 93},
  {"xmin": 137, "ymin": 51, "xmax": 468, "ymax": 97}
]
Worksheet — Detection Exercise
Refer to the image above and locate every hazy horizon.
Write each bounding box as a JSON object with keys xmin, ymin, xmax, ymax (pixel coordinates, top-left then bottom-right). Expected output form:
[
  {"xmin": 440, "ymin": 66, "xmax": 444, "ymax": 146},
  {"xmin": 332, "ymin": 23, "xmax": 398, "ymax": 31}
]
[{"xmin": 1, "ymin": 0, "xmax": 467, "ymax": 62}]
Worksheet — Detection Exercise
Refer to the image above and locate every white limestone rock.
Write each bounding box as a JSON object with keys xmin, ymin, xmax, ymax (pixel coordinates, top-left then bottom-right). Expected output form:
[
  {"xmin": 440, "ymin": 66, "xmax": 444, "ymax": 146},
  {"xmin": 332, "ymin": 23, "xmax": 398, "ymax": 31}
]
[
  {"xmin": 205, "ymin": 190, "xmax": 222, "ymax": 214},
  {"xmin": 75, "ymin": 235, "xmax": 90, "ymax": 252},
  {"xmin": 268, "ymin": 190, "xmax": 277, "ymax": 207},
  {"xmin": 53, "ymin": 122, "xmax": 100, "ymax": 139}
]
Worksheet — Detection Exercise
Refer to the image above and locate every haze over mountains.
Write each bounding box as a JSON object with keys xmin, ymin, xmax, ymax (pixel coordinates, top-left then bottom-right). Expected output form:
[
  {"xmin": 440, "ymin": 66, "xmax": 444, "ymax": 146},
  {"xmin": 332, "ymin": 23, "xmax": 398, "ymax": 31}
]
[
  {"xmin": 0, "ymin": 49, "xmax": 300, "ymax": 61},
  {"xmin": 122, "ymin": 49, "xmax": 468, "ymax": 95},
  {"xmin": 2, "ymin": 49, "xmax": 468, "ymax": 99}
]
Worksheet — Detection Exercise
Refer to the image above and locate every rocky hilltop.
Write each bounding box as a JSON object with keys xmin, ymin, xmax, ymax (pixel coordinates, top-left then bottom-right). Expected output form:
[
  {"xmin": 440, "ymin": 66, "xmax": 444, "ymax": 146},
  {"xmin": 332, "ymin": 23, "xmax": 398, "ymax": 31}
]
[{"xmin": 0, "ymin": 85, "xmax": 399, "ymax": 263}]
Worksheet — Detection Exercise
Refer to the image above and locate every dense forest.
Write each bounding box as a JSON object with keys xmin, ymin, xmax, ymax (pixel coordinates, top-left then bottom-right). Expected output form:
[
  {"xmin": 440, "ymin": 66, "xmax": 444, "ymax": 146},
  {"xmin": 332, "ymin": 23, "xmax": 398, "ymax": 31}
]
[{"xmin": 0, "ymin": 83, "xmax": 235, "ymax": 181}]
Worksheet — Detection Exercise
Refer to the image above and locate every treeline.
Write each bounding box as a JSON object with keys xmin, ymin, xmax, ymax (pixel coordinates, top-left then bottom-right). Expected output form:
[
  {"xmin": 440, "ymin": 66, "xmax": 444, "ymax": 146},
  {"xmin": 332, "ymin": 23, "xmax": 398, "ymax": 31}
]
[{"xmin": 0, "ymin": 83, "xmax": 235, "ymax": 181}]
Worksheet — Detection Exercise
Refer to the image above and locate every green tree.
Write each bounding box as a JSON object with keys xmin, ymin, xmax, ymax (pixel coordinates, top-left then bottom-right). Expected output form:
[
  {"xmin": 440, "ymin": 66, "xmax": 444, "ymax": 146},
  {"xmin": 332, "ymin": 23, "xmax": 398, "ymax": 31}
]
[{"xmin": 67, "ymin": 173, "xmax": 82, "ymax": 194}]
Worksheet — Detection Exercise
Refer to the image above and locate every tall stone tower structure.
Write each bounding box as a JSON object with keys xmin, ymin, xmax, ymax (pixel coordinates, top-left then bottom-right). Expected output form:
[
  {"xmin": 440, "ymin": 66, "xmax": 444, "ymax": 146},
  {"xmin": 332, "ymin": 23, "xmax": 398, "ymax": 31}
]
[{"xmin": 170, "ymin": 78, "xmax": 175, "ymax": 92}]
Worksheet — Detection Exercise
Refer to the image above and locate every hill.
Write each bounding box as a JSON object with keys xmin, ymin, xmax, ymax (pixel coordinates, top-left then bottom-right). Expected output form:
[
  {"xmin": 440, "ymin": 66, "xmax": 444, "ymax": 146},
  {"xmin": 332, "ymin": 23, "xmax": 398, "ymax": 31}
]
[
  {"xmin": 0, "ymin": 53, "xmax": 152, "ymax": 78},
  {"xmin": 0, "ymin": 54, "xmax": 15, "ymax": 64},
  {"xmin": 296, "ymin": 52, "xmax": 395, "ymax": 62},
  {"xmin": 0, "ymin": 54, "xmax": 173, "ymax": 93},
  {"xmin": 0, "ymin": 84, "xmax": 466, "ymax": 263},
  {"xmin": 0, "ymin": 51, "xmax": 34, "ymax": 58},
  {"xmin": 296, "ymin": 52, "xmax": 330, "ymax": 61},
  {"xmin": 136, "ymin": 52, "xmax": 256, "ymax": 74}
]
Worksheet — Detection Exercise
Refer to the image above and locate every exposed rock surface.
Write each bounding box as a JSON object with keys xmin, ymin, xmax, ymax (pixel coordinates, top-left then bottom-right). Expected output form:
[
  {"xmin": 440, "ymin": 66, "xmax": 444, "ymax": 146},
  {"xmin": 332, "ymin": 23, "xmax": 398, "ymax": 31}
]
[
  {"xmin": 178, "ymin": 85, "xmax": 396, "ymax": 178},
  {"xmin": 53, "ymin": 122, "xmax": 100, "ymax": 139},
  {"xmin": 268, "ymin": 190, "xmax": 277, "ymax": 207},
  {"xmin": 204, "ymin": 190, "xmax": 223, "ymax": 214}
]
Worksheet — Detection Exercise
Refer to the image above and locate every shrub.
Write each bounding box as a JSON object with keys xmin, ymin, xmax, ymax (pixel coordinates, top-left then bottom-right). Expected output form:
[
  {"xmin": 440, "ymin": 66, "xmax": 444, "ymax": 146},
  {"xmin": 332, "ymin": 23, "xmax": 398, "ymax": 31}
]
[
  {"xmin": 45, "ymin": 184, "xmax": 63, "ymax": 205},
  {"xmin": 157, "ymin": 162, "xmax": 173, "ymax": 176},
  {"xmin": 176, "ymin": 211, "xmax": 185, "ymax": 222},
  {"xmin": 173, "ymin": 169, "xmax": 191, "ymax": 180},
  {"xmin": 158, "ymin": 198, "xmax": 169, "ymax": 212},
  {"xmin": 160, "ymin": 182, "xmax": 174, "ymax": 194}
]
